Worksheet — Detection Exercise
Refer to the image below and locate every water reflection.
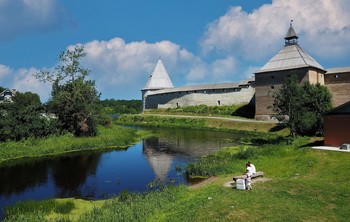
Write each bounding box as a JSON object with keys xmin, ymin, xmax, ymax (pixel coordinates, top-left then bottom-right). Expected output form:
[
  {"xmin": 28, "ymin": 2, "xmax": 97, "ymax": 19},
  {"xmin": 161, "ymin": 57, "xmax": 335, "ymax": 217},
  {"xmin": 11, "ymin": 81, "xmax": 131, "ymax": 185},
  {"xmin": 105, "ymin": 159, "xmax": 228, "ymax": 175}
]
[
  {"xmin": 142, "ymin": 128, "xmax": 240, "ymax": 181},
  {"xmin": 0, "ymin": 128, "xmax": 242, "ymax": 219},
  {"xmin": 0, "ymin": 161, "xmax": 49, "ymax": 198},
  {"xmin": 143, "ymin": 138, "xmax": 175, "ymax": 181},
  {"xmin": 0, "ymin": 153, "xmax": 102, "ymax": 198},
  {"xmin": 51, "ymin": 154, "xmax": 101, "ymax": 197}
]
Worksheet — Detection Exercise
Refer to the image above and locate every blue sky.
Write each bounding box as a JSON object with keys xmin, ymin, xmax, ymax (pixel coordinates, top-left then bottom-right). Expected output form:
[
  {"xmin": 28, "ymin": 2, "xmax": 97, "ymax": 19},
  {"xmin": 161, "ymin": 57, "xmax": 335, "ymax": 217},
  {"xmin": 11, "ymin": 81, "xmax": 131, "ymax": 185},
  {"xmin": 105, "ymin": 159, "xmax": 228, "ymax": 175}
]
[{"xmin": 0, "ymin": 0, "xmax": 349, "ymax": 101}]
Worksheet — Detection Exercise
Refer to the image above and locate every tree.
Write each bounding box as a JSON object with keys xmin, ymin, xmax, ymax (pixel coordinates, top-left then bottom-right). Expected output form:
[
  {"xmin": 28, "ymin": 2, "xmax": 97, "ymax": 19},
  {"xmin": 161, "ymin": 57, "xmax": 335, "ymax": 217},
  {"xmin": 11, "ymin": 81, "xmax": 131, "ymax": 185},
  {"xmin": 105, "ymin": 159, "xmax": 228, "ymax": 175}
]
[
  {"xmin": 271, "ymin": 74, "xmax": 332, "ymax": 136},
  {"xmin": 0, "ymin": 91, "xmax": 58, "ymax": 141},
  {"xmin": 35, "ymin": 45, "xmax": 100, "ymax": 137}
]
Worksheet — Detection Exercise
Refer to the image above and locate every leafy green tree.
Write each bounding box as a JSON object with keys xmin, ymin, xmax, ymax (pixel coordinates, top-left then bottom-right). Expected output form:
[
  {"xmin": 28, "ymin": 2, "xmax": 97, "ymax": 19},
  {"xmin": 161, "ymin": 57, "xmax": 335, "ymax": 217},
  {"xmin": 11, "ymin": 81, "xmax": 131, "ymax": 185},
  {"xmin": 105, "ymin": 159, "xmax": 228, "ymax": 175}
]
[
  {"xmin": 99, "ymin": 99, "xmax": 142, "ymax": 114},
  {"xmin": 0, "ymin": 91, "xmax": 58, "ymax": 141},
  {"xmin": 271, "ymin": 74, "xmax": 332, "ymax": 136},
  {"xmin": 35, "ymin": 45, "xmax": 100, "ymax": 137}
]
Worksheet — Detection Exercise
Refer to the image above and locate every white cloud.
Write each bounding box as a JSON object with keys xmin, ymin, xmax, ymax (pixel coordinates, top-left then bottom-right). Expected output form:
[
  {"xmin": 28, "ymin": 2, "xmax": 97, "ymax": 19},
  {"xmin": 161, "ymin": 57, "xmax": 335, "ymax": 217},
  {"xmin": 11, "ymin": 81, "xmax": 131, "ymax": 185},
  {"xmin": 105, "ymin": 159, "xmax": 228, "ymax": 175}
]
[
  {"xmin": 186, "ymin": 62, "xmax": 209, "ymax": 82},
  {"xmin": 0, "ymin": 64, "xmax": 51, "ymax": 101},
  {"xmin": 0, "ymin": 0, "xmax": 73, "ymax": 41},
  {"xmin": 78, "ymin": 38, "xmax": 243, "ymax": 99},
  {"xmin": 201, "ymin": 0, "xmax": 350, "ymax": 64},
  {"xmin": 242, "ymin": 66, "xmax": 261, "ymax": 80},
  {"xmin": 78, "ymin": 38, "xmax": 198, "ymax": 99},
  {"xmin": 0, "ymin": 64, "xmax": 12, "ymax": 79},
  {"xmin": 211, "ymin": 56, "xmax": 236, "ymax": 81}
]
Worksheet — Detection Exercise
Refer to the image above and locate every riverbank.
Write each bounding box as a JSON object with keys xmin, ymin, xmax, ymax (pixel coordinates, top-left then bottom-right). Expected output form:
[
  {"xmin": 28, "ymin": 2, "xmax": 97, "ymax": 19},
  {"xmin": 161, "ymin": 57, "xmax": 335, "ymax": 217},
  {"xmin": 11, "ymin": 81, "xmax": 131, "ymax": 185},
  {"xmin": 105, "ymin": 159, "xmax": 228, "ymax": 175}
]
[
  {"xmin": 0, "ymin": 125, "xmax": 149, "ymax": 165},
  {"xmin": 4, "ymin": 133, "xmax": 350, "ymax": 221},
  {"xmin": 115, "ymin": 113, "xmax": 289, "ymax": 135}
]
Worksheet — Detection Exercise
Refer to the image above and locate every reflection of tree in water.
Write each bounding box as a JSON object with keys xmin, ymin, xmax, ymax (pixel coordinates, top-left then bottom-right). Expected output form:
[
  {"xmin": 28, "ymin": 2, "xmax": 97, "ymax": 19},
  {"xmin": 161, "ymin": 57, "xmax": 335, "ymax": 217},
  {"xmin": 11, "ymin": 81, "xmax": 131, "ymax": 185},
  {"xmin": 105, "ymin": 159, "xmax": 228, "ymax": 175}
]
[
  {"xmin": 0, "ymin": 160, "xmax": 48, "ymax": 197},
  {"xmin": 0, "ymin": 152, "xmax": 102, "ymax": 199},
  {"xmin": 51, "ymin": 154, "xmax": 101, "ymax": 197}
]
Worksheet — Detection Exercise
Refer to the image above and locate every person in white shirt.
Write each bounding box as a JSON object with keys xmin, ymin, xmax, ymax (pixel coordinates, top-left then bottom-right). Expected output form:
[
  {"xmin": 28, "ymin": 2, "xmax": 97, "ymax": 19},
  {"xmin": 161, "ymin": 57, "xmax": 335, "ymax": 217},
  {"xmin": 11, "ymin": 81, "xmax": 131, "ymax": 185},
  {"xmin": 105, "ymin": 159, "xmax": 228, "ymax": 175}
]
[{"xmin": 248, "ymin": 161, "xmax": 256, "ymax": 175}]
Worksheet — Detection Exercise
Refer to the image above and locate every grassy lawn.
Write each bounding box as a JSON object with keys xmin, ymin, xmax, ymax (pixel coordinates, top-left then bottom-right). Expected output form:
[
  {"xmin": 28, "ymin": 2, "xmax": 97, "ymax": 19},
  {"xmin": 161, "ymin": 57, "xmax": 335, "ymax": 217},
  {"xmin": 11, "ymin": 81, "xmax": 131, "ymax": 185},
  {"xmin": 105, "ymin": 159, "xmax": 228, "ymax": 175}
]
[
  {"xmin": 4, "ymin": 136, "xmax": 350, "ymax": 221},
  {"xmin": 116, "ymin": 114, "xmax": 287, "ymax": 135}
]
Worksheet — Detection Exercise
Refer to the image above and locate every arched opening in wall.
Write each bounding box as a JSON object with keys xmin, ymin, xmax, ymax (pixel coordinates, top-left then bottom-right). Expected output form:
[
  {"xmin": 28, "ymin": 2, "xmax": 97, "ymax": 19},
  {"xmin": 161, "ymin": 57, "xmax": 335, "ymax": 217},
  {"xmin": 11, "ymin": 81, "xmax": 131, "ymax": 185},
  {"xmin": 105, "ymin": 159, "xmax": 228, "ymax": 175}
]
[
  {"xmin": 218, "ymin": 101, "xmax": 221, "ymax": 105},
  {"xmin": 176, "ymin": 103, "xmax": 179, "ymax": 107}
]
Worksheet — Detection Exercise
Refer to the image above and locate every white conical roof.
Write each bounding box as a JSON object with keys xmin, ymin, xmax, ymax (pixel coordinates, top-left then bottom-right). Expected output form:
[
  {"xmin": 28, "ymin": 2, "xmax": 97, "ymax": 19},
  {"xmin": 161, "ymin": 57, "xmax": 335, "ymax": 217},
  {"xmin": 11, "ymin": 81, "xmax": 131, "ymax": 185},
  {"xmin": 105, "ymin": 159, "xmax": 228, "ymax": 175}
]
[{"xmin": 143, "ymin": 59, "xmax": 174, "ymax": 90}]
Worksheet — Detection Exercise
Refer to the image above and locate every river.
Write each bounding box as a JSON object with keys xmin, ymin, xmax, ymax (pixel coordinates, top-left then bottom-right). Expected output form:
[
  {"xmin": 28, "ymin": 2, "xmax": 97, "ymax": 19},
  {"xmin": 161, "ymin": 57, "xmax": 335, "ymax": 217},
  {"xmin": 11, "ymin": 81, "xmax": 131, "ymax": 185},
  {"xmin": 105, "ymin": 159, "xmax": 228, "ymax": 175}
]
[{"xmin": 0, "ymin": 127, "xmax": 245, "ymax": 219}]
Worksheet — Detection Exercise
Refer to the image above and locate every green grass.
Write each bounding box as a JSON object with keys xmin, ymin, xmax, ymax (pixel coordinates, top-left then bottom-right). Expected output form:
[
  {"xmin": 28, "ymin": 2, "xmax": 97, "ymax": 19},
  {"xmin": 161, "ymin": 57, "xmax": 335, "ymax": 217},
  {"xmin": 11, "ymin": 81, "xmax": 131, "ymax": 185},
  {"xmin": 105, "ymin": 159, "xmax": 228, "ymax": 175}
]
[
  {"xmin": 5, "ymin": 136, "xmax": 350, "ymax": 221},
  {"xmin": 0, "ymin": 125, "xmax": 149, "ymax": 165},
  {"xmin": 145, "ymin": 104, "xmax": 255, "ymax": 119},
  {"xmin": 116, "ymin": 114, "xmax": 207, "ymax": 129},
  {"xmin": 116, "ymin": 114, "xmax": 285, "ymax": 134}
]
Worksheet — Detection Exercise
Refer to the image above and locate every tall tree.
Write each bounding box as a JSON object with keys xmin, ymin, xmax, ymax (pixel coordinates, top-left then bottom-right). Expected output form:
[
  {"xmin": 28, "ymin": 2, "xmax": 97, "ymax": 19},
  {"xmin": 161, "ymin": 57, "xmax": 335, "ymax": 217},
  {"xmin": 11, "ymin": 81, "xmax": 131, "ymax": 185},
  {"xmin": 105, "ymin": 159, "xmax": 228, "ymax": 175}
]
[
  {"xmin": 35, "ymin": 45, "xmax": 100, "ymax": 137},
  {"xmin": 271, "ymin": 74, "xmax": 332, "ymax": 136}
]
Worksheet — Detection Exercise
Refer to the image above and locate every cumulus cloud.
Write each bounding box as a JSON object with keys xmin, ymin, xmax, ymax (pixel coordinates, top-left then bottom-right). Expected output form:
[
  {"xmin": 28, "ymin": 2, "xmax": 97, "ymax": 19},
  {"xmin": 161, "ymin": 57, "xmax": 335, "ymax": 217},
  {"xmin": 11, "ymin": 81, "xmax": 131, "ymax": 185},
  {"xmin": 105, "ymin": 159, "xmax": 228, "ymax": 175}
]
[
  {"xmin": 201, "ymin": 0, "xmax": 350, "ymax": 64},
  {"xmin": 0, "ymin": 64, "xmax": 51, "ymax": 101},
  {"xmin": 76, "ymin": 38, "xmax": 219, "ymax": 99},
  {"xmin": 186, "ymin": 56, "xmax": 238, "ymax": 84},
  {"xmin": 0, "ymin": 0, "xmax": 73, "ymax": 41},
  {"xmin": 0, "ymin": 64, "xmax": 12, "ymax": 80}
]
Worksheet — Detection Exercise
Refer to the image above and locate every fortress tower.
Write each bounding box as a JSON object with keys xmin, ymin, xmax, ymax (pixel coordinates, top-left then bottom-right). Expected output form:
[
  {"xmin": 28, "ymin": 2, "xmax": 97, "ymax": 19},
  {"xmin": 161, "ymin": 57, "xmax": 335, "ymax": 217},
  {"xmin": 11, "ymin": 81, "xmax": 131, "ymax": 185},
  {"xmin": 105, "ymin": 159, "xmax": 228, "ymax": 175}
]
[
  {"xmin": 254, "ymin": 22, "xmax": 326, "ymax": 120},
  {"xmin": 141, "ymin": 59, "xmax": 174, "ymax": 110}
]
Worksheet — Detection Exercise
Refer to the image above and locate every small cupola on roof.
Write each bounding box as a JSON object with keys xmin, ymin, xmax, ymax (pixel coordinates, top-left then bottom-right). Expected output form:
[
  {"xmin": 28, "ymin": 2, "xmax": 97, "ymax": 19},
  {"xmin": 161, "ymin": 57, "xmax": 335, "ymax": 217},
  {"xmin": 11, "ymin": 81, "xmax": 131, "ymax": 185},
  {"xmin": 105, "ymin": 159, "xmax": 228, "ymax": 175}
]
[
  {"xmin": 284, "ymin": 21, "xmax": 298, "ymax": 46},
  {"xmin": 143, "ymin": 59, "xmax": 174, "ymax": 90}
]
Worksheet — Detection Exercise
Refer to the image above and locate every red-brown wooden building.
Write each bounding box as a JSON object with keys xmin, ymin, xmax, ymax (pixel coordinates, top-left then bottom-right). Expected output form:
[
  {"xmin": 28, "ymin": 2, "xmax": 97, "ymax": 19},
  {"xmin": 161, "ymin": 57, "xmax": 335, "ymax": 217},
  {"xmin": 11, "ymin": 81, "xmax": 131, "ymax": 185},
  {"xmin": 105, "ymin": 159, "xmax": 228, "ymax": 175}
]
[{"xmin": 323, "ymin": 101, "xmax": 350, "ymax": 147}]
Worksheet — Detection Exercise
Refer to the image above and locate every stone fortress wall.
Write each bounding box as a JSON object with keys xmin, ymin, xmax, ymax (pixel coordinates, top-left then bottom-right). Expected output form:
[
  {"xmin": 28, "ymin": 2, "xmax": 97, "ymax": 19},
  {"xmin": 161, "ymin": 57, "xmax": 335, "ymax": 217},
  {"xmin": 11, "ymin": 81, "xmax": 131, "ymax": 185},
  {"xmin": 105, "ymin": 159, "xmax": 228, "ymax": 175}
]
[
  {"xmin": 324, "ymin": 68, "xmax": 350, "ymax": 108},
  {"xmin": 143, "ymin": 81, "xmax": 255, "ymax": 110}
]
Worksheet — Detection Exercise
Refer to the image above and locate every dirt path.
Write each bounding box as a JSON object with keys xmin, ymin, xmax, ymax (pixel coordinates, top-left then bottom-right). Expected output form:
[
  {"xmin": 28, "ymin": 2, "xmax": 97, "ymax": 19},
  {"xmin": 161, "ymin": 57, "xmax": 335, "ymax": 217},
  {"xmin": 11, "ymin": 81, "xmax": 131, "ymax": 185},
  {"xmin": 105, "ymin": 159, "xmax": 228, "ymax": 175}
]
[{"xmin": 189, "ymin": 176, "xmax": 272, "ymax": 190}]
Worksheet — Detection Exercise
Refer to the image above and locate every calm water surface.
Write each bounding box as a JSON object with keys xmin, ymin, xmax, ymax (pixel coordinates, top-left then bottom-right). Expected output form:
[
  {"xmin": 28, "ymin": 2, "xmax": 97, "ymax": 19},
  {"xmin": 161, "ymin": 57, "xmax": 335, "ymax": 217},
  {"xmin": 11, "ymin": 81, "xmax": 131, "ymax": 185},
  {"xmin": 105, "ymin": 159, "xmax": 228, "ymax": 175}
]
[{"xmin": 0, "ymin": 128, "xmax": 245, "ymax": 219}]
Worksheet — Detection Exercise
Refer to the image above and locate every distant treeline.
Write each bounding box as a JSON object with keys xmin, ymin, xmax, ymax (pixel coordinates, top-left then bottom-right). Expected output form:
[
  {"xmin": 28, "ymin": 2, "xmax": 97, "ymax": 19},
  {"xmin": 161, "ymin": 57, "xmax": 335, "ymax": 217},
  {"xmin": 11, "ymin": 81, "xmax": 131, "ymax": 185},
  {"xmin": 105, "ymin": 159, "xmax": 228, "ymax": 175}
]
[{"xmin": 99, "ymin": 99, "xmax": 142, "ymax": 114}]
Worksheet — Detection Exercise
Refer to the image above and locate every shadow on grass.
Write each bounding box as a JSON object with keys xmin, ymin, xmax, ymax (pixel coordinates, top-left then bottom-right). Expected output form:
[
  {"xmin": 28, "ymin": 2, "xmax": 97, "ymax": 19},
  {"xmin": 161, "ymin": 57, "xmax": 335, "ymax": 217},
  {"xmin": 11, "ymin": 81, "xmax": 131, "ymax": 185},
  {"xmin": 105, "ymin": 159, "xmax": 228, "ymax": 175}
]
[
  {"xmin": 298, "ymin": 139, "xmax": 324, "ymax": 148},
  {"xmin": 249, "ymin": 136, "xmax": 291, "ymax": 146},
  {"xmin": 269, "ymin": 125, "xmax": 286, "ymax": 133}
]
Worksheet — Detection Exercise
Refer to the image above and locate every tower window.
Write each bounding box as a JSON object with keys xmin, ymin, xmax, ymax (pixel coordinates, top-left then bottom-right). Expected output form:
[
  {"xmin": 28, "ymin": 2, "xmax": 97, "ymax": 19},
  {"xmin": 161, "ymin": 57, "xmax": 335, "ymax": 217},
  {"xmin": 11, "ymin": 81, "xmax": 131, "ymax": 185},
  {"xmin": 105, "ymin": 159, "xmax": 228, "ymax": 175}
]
[{"xmin": 271, "ymin": 86, "xmax": 275, "ymax": 89}]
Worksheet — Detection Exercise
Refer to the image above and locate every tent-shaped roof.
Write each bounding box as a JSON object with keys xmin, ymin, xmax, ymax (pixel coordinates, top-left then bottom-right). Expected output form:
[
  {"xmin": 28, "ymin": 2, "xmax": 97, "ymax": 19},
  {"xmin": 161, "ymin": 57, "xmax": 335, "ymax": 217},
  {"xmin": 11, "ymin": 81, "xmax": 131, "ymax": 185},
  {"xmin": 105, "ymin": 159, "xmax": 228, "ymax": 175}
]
[
  {"xmin": 256, "ymin": 23, "xmax": 325, "ymax": 74},
  {"xmin": 256, "ymin": 44, "xmax": 325, "ymax": 73},
  {"xmin": 143, "ymin": 59, "xmax": 174, "ymax": 90},
  {"xmin": 285, "ymin": 23, "xmax": 298, "ymax": 40}
]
